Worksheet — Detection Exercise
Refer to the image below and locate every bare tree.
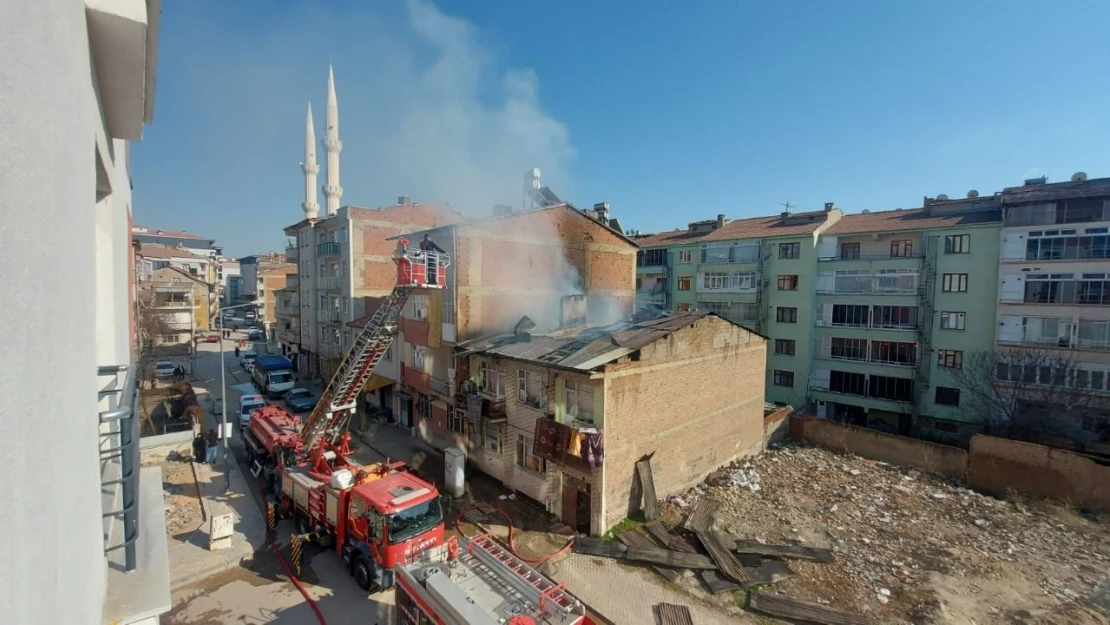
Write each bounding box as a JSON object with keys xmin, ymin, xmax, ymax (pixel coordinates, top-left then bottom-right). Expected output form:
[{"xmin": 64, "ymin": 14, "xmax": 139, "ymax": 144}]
[
  {"xmin": 135, "ymin": 290, "xmax": 173, "ymax": 356},
  {"xmin": 949, "ymin": 348, "xmax": 1109, "ymax": 450}
]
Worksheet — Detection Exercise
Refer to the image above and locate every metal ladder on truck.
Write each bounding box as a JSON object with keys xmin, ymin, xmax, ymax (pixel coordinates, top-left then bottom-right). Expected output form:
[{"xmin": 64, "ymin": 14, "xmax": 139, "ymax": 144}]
[
  {"xmin": 466, "ymin": 534, "xmax": 584, "ymax": 619},
  {"xmin": 299, "ymin": 246, "xmax": 449, "ymax": 452}
]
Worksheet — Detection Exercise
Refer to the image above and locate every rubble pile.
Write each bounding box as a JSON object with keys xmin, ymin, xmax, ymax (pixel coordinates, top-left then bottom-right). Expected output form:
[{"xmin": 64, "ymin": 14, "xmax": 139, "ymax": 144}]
[{"xmin": 668, "ymin": 442, "xmax": 1110, "ymax": 624}]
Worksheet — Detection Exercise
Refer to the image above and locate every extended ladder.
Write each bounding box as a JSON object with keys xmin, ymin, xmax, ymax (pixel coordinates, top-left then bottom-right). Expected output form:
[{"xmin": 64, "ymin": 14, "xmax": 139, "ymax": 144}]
[{"xmin": 466, "ymin": 534, "xmax": 582, "ymax": 618}]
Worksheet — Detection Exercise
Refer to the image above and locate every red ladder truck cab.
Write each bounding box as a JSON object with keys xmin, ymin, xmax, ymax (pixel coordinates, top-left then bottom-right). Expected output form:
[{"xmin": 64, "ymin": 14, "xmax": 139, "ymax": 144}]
[{"xmin": 394, "ymin": 535, "xmax": 596, "ymax": 625}]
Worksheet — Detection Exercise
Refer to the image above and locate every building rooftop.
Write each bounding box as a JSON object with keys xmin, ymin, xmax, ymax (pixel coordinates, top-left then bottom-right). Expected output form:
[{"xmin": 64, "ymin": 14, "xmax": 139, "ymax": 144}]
[
  {"xmin": 631, "ymin": 228, "xmax": 708, "ymax": 247},
  {"xmin": 456, "ymin": 311, "xmax": 761, "ymax": 371},
  {"xmin": 132, "ymin": 226, "xmax": 210, "ymax": 241},
  {"xmin": 824, "ymin": 207, "xmax": 1000, "ymax": 235},
  {"xmin": 283, "ymin": 200, "xmax": 465, "ymax": 235},
  {"xmin": 1001, "ymin": 175, "xmax": 1110, "ymax": 204},
  {"xmin": 136, "ymin": 243, "xmax": 206, "ymax": 260},
  {"xmin": 391, "ymin": 203, "xmax": 641, "ymax": 248},
  {"xmin": 700, "ymin": 209, "xmax": 836, "ymax": 242}
]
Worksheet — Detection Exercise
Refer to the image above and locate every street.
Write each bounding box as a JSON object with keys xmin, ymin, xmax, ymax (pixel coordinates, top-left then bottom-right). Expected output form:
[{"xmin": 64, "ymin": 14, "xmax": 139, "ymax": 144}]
[{"xmin": 166, "ymin": 331, "xmax": 398, "ymax": 625}]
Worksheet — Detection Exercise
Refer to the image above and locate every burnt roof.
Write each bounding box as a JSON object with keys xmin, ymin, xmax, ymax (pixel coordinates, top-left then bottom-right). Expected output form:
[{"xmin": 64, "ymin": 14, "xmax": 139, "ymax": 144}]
[
  {"xmin": 455, "ymin": 311, "xmax": 764, "ymax": 371},
  {"xmin": 389, "ymin": 203, "xmax": 641, "ymax": 248},
  {"xmin": 825, "ymin": 208, "xmax": 1000, "ymax": 235}
]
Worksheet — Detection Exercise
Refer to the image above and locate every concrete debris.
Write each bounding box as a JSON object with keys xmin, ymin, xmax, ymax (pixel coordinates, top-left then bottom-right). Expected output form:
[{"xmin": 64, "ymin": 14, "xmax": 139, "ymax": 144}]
[{"xmin": 677, "ymin": 442, "xmax": 1110, "ymax": 625}]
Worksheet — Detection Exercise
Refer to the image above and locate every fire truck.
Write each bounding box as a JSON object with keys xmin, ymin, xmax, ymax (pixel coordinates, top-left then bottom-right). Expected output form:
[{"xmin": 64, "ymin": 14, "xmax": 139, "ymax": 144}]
[
  {"xmin": 244, "ymin": 241, "xmax": 450, "ymax": 592},
  {"xmin": 395, "ymin": 534, "xmax": 596, "ymax": 625}
]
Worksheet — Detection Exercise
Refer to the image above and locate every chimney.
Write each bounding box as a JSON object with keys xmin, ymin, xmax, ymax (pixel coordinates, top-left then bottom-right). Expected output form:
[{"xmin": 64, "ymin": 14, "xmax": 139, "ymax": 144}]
[
  {"xmin": 824, "ymin": 202, "xmax": 834, "ymax": 212},
  {"xmin": 398, "ymin": 196, "xmax": 411, "ymax": 206},
  {"xmin": 513, "ymin": 315, "xmax": 536, "ymax": 343},
  {"xmin": 593, "ymin": 202, "xmax": 609, "ymax": 223},
  {"xmin": 493, "ymin": 204, "xmax": 513, "ymax": 217},
  {"xmin": 560, "ymin": 294, "xmax": 588, "ymax": 328},
  {"xmin": 716, "ymin": 214, "xmax": 726, "ymax": 228}
]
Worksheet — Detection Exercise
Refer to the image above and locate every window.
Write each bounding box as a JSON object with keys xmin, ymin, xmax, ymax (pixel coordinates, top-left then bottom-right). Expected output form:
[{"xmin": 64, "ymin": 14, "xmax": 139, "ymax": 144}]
[
  {"xmin": 777, "ymin": 275, "xmax": 799, "ymax": 291},
  {"xmin": 484, "ymin": 423, "xmax": 502, "ymax": 453},
  {"xmin": 1023, "ymin": 273, "xmax": 1110, "ymax": 306},
  {"xmin": 840, "ymin": 243, "xmax": 860, "ymax": 260},
  {"xmin": 678, "ymin": 250, "xmax": 692, "ymax": 264},
  {"xmin": 830, "ymin": 337, "xmax": 867, "ymax": 361},
  {"xmin": 700, "ymin": 244, "xmax": 731, "ymax": 264},
  {"xmin": 830, "ymin": 304, "xmax": 869, "ymax": 327},
  {"xmin": 517, "ymin": 369, "xmax": 545, "ymax": 408},
  {"xmin": 939, "ymin": 312, "xmax": 966, "ymax": 330},
  {"xmin": 779, "ymin": 243, "xmax": 800, "ymax": 259},
  {"xmin": 478, "ymin": 360, "xmax": 505, "ymax": 398},
  {"xmin": 384, "ymin": 346, "xmax": 394, "ymax": 361},
  {"xmin": 416, "ymin": 393, "xmax": 431, "ymax": 418},
  {"xmin": 869, "ymin": 375, "xmax": 914, "ymax": 402},
  {"xmin": 516, "ymin": 434, "xmax": 544, "ymax": 473},
  {"xmin": 1026, "ymin": 231, "xmax": 1110, "ymax": 261},
  {"xmin": 830, "ymin": 370, "xmax": 867, "ymax": 396},
  {"xmin": 935, "ymin": 387, "xmax": 960, "ymax": 406},
  {"xmin": 937, "ymin": 350, "xmax": 963, "ymax": 369},
  {"xmin": 872, "ymin": 305, "xmax": 916, "ymax": 329},
  {"xmin": 411, "ymin": 295, "xmax": 429, "ymax": 320},
  {"xmin": 890, "ymin": 240, "xmax": 913, "ymax": 258},
  {"xmin": 637, "ymin": 248, "xmax": 667, "ymax": 267},
  {"xmin": 677, "ymin": 303, "xmax": 691, "ymax": 311},
  {"xmin": 776, "ymin": 307, "xmax": 798, "ymax": 323},
  {"xmin": 773, "ymin": 370, "xmax": 795, "ymax": 387},
  {"xmin": 699, "ymin": 271, "xmax": 756, "ymax": 292},
  {"xmin": 678, "ymin": 277, "xmax": 691, "ymax": 291},
  {"xmin": 774, "ymin": 339, "xmax": 796, "ymax": 355},
  {"xmin": 944, "ymin": 235, "xmax": 970, "ymax": 254},
  {"xmin": 565, "ymin": 380, "xmax": 594, "ymax": 422},
  {"xmin": 447, "ymin": 407, "xmax": 465, "ymax": 434},
  {"xmin": 412, "ymin": 345, "xmax": 428, "ymax": 372},
  {"xmin": 872, "ymin": 341, "xmax": 917, "ymax": 365},
  {"xmin": 942, "ymin": 274, "xmax": 968, "ymax": 292}
]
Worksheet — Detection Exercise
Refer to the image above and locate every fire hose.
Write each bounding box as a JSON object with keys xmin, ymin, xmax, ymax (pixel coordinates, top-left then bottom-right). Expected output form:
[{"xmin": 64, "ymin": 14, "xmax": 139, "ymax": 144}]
[
  {"xmin": 257, "ymin": 474, "xmax": 328, "ymax": 625},
  {"xmin": 455, "ymin": 502, "xmax": 576, "ymax": 564}
]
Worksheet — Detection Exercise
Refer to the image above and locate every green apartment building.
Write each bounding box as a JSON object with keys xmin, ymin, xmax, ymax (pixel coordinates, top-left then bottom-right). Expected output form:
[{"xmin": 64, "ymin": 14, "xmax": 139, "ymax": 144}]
[{"xmin": 635, "ymin": 197, "xmax": 1003, "ymax": 436}]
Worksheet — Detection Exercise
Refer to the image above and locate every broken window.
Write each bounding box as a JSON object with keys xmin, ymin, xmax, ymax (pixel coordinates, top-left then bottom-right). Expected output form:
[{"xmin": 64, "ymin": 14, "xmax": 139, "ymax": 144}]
[
  {"xmin": 565, "ymin": 380, "xmax": 594, "ymax": 423},
  {"xmin": 517, "ymin": 369, "xmax": 545, "ymax": 409},
  {"xmin": 516, "ymin": 434, "xmax": 544, "ymax": 473}
]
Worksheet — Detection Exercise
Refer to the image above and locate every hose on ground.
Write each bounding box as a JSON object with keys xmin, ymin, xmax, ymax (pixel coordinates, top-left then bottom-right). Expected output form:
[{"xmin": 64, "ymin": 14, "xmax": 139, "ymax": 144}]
[
  {"xmin": 455, "ymin": 502, "xmax": 576, "ymax": 564},
  {"xmin": 257, "ymin": 474, "xmax": 328, "ymax": 625}
]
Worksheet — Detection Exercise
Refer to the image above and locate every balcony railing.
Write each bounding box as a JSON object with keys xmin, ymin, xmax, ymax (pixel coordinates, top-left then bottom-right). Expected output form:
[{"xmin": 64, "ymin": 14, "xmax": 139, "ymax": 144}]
[
  {"xmin": 814, "ymin": 345, "xmax": 919, "ymax": 367},
  {"xmin": 817, "ymin": 283, "xmax": 918, "ymax": 295},
  {"xmin": 286, "ymin": 275, "xmax": 299, "ymax": 289},
  {"xmin": 285, "ymin": 245, "xmax": 299, "ymax": 263},
  {"xmin": 150, "ymin": 300, "xmax": 191, "ymax": 308},
  {"xmin": 430, "ymin": 376, "xmax": 450, "ymax": 398},
  {"xmin": 815, "ymin": 319, "xmax": 918, "ymax": 331},
  {"xmin": 99, "ymin": 364, "xmax": 139, "ymax": 572},
  {"xmin": 317, "ymin": 241, "xmax": 341, "ymax": 256},
  {"xmin": 317, "ymin": 276, "xmax": 340, "ymax": 291},
  {"xmin": 818, "ymin": 252, "xmax": 924, "ymax": 262}
]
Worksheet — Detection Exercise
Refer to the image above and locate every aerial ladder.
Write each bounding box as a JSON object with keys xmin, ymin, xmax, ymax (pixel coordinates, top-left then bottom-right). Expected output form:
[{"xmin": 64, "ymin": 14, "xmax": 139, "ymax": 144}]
[{"xmin": 297, "ymin": 239, "xmax": 449, "ymax": 477}]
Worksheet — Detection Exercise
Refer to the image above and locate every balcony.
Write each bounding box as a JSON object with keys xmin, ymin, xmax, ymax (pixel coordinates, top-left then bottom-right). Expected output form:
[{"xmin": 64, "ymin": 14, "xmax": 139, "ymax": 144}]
[
  {"xmin": 816, "ymin": 273, "xmax": 919, "ymax": 295},
  {"xmin": 325, "ymin": 310, "xmax": 343, "ymax": 324},
  {"xmin": 317, "ymin": 241, "xmax": 341, "ymax": 256},
  {"xmin": 317, "ymin": 276, "xmax": 340, "ymax": 291},
  {"xmin": 818, "ymin": 251, "xmax": 924, "ymax": 262},
  {"xmin": 814, "ymin": 345, "xmax": 919, "ymax": 367},
  {"xmin": 285, "ymin": 244, "xmax": 299, "ymax": 263},
  {"xmin": 286, "ymin": 274, "xmax": 299, "ymax": 289},
  {"xmin": 430, "ymin": 376, "xmax": 451, "ymax": 398}
]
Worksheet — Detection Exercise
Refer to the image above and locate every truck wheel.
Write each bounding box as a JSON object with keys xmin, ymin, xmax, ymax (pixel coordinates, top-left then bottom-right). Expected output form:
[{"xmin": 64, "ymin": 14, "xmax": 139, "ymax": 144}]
[{"xmin": 352, "ymin": 554, "xmax": 375, "ymax": 591}]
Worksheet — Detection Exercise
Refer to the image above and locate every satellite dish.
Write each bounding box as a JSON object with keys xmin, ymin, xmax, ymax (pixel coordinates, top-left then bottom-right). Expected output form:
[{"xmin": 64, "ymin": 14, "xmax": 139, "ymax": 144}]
[
  {"xmin": 936, "ymin": 194, "xmax": 949, "ymax": 201},
  {"xmin": 1072, "ymin": 172, "xmax": 1088, "ymax": 182},
  {"xmin": 967, "ymin": 190, "xmax": 979, "ymax": 198},
  {"xmin": 861, "ymin": 209, "xmax": 871, "ymax": 214}
]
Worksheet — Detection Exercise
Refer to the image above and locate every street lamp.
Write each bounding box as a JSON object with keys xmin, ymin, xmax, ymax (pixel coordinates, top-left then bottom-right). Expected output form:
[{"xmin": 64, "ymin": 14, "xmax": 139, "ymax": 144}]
[{"xmin": 217, "ymin": 299, "xmax": 263, "ymax": 492}]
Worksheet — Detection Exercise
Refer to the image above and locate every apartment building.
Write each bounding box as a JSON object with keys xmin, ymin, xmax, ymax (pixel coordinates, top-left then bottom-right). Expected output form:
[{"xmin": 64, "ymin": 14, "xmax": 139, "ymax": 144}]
[
  {"xmin": 0, "ymin": 0, "xmax": 169, "ymax": 623},
  {"xmin": 137, "ymin": 242, "xmax": 216, "ymax": 284},
  {"xmin": 218, "ymin": 259, "xmax": 240, "ymax": 307},
  {"xmin": 455, "ymin": 310, "xmax": 767, "ymax": 535},
  {"xmin": 132, "ymin": 226, "xmax": 220, "ymax": 258},
  {"xmin": 238, "ymin": 253, "xmax": 293, "ymax": 327},
  {"xmin": 809, "ymin": 197, "xmax": 1002, "ymax": 437},
  {"xmin": 996, "ymin": 174, "xmax": 1110, "ymax": 450},
  {"xmin": 389, "ymin": 203, "xmax": 636, "ymax": 438},
  {"xmin": 138, "ymin": 266, "xmax": 211, "ymax": 343},
  {"xmin": 280, "ymin": 200, "xmax": 460, "ymax": 379}
]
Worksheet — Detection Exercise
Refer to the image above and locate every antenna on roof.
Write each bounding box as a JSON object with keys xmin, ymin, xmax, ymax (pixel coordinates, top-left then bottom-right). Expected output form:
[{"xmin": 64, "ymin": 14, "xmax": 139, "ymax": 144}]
[{"xmin": 778, "ymin": 202, "xmax": 795, "ymax": 217}]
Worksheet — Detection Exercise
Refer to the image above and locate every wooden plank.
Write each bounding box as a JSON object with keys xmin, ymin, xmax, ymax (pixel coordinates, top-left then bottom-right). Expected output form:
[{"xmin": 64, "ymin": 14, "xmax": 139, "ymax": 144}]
[
  {"xmin": 636, "ymin": 459, "xmax": 661, "ymax": 521},
  {"xmin": 731, "ymin": 540, "xmax": 836, "ymax": 563},
  {"xmin": 573, "ymin": 537, "xmax": 628, "ymax": 559},
  {"xmin": 696, "ymin": 529, "xmax": 753, "ymax": 583},
  {"xmin": 617, "ymin": 530, "xmax": 681, "ymax": 583},
  {"xmin": 682, "ymin": 497, "xmax": 718, "ymax": 533},
  {"xmin": 644, "ymin": 520, "xmax": 697, "ymax": 553},
  {"xmin": 625, "ymin": 545, "xmax": 718, "ymax": 570},
  {"xmin": 698, "ymin": 570, "xmax": 740, "ymax": 594},
  {"xmin": 653, "ymin": 603, "xmax": 694, "ymax": 625},
  {"xmin": 744, "ymin": 560, "xmax": 795, "ymax": 587},
  {"xmin": 749, "ymin": 592, "xmax": 868, "ymax": 625}
]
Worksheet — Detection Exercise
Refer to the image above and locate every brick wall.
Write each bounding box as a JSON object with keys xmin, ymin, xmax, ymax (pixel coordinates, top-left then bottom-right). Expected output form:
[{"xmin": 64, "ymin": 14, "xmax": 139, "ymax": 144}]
[
  {"xmin": 795, "ymin": 416, "xmax": 968, "ymax": 479},
  {"xmin": 349, "ymin": 203, "xmax": 461, "ymax": 293},
  {"xmin": 601, "ymin": 316, "xmax": 767, "ymax": 530},
  {"xmin": 968, "ymin": 435, "xmax": 1110, "ymax": 513},
  {"xmin": 455, "ymin": 206, "xmax": 636, "ymax": 339}
]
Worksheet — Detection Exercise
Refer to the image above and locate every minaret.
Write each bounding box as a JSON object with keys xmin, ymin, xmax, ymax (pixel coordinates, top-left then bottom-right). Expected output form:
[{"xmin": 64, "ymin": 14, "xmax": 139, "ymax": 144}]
[
  {"xmin": 321, "ymin": 64, "xmax": 343, "ymax": 216},
  {"xmin": 301, "ymin": 101, "xmax": 320, "ymax": 220}
]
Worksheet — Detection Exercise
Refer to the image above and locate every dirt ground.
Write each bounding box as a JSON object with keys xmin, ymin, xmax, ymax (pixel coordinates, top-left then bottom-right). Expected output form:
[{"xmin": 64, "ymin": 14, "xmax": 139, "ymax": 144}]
[
  {"xmin": 662, "ymin": 441, "xmax": 1110, "ymax": 625},
  {"xmin": 141, "ymin": 443, "xmax": 204, "ymax": 545}
]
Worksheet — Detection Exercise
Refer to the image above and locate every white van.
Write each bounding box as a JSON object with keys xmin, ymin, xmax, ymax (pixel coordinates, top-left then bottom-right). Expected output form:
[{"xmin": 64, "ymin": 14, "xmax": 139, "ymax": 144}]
[{"xmin": 239, "ymin": 394, "xmax": 266, "ymax": 430}]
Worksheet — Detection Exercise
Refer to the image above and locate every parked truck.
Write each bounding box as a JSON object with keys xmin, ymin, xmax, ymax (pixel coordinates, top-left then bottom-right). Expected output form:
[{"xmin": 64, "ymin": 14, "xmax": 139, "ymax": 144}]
[{"xmin": 252, "ymin": 354, "xmax": 295, "ymax": 398}]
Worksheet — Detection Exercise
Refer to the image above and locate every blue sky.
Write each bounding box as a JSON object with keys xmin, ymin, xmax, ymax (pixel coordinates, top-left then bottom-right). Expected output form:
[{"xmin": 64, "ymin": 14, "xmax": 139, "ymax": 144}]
[{"xmin": 133, "ymin": 0, "xmax": 1110, "ymax": 256}]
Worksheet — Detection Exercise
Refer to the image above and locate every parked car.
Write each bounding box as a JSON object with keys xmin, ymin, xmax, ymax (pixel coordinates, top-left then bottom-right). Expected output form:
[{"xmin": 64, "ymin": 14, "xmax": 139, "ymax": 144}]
[
  {"xmin": 240, "ymin": 350, "xmax": 257, "ymax": 370},
  {"xmin": 284, "ymin": 388, "xmax": 316, "ymax": 413},
  {"xmin": 247, "ymin": 328, "xmax": 263, "ymax": 341},
  {"xmin": 205, "ymin": 333, "xmax": 220, "ymax": 343},
  {"xmin": 238, "ymin": 394, "xmax": 266, "ymax": 430},
  {"xmin": 154, "ymin": 361, "xmax": 175, "ymax": 379}
]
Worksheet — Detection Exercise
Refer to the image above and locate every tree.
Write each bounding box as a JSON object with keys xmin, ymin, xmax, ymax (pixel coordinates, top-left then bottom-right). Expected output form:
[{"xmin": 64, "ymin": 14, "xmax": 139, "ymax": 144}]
[
  {"xmin": 948, "ymin": 348, "xmax": 1109, "ymax": 450},
  {"xmin": 136, "ymin": 289, "xmax": 174, "ymax": 355}
]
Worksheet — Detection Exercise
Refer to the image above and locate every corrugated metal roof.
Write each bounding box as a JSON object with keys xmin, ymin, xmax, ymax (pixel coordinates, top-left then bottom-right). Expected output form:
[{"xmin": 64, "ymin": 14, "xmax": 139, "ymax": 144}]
[{"xmin": 455, "ymin": 311, "xmax": 752, "ymax": 371}]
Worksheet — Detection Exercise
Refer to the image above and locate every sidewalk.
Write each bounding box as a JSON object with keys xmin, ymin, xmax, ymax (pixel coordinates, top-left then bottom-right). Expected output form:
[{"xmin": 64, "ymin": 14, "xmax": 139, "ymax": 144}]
[{"xmin": 168, "ymin": 456, "xmax": 266, "ymax": 590}]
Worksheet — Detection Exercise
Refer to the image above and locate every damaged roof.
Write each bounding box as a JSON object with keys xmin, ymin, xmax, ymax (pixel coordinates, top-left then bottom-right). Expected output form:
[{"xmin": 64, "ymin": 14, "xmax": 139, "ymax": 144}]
[{"xmin": 455, "ymin": 311, "xmax": 764, "ymax": 371}]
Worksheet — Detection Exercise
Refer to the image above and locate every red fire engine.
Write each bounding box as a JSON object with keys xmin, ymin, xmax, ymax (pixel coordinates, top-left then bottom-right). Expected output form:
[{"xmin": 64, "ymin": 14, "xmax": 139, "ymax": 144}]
[
  {"xmin": 395, "ymin": 534, "xmax": 596, "ymax": 625},
  {"xmin": 244, "ymin": 242, "xmax": 451, "ymax": 592}
]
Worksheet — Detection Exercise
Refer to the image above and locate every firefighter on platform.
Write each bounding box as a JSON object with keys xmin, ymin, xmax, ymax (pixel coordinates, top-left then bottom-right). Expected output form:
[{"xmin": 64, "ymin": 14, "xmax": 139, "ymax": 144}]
[{"xmin": 418, "ymin": 235, "xmax": 445, "ymax": 285}]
